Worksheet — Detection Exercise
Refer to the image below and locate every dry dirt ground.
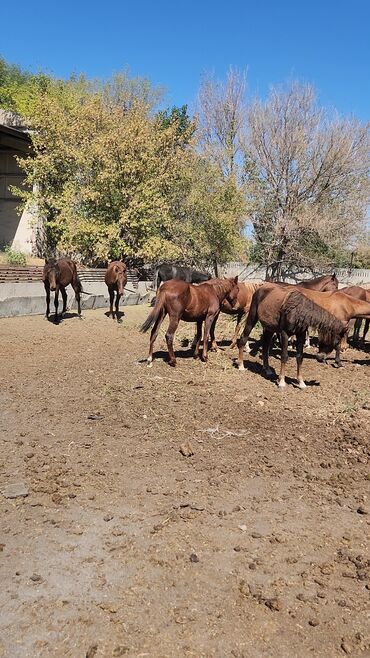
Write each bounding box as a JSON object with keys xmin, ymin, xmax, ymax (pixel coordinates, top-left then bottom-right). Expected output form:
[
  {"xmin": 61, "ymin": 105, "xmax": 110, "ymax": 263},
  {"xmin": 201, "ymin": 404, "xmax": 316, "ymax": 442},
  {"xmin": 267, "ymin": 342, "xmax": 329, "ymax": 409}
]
[{"xmin": 0, "ymin": 306, "xmax": 369, "ymax": 658}]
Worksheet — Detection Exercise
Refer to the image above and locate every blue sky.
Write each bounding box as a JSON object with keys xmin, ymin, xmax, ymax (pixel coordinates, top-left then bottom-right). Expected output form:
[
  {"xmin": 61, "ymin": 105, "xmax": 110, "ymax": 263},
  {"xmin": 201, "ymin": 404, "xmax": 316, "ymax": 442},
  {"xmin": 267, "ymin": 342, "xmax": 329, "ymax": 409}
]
[{"xmin": 1, "ymin": 0, "xmax": 369, "ymax": 120}]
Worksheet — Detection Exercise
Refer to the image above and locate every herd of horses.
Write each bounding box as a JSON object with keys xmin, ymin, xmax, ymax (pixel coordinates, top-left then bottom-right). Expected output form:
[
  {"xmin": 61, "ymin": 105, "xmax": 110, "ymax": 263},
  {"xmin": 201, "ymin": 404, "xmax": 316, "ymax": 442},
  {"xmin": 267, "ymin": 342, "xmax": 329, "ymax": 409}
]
[{"xmin": 42, "ymin": 258, "xmax": 370, "ymax": 389}]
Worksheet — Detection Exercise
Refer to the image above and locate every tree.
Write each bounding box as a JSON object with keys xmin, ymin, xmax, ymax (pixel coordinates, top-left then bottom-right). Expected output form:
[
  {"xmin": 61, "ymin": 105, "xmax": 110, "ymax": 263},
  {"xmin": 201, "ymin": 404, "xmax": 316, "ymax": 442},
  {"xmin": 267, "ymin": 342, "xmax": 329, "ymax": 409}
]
[
  {"xmin": 197, "ymin": 68, "xmax": 247, "ymax": 180},
  {"xmin": 244, "ymin": 82, "xmax": 370, "ymax": 279},
  {"xmin": 12, "ymin": 72, "xmax": 247, "ymax": 267}
]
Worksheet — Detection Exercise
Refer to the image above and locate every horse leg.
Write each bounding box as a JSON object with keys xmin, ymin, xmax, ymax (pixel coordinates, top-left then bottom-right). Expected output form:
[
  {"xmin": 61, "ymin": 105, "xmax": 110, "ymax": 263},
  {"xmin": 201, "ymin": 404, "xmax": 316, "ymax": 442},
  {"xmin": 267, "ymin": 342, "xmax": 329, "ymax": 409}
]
[
  {"xmin": 362, "ymin": 319, "xmax": 369, "ymax": 344},
  {"xmin": 237, "ymin": 298, "xmax": 258, "ymax": 370},
  {"xmin": 61, "ymin": 286, "xmax": 67, "ymax": 315},
  {"xmin": 340, "ymin": 330, "xmax": 349, "ymax": 352},
  {"xmin": 147, "ymin": 310, "xmax": 166, "ymax": 367},
  {"xmin": 74, "ymin": 285, "xmax": 81, "ymax": 317},
  {"xmin": 54, "ymin": 286, "xmax": 60, "ymax": 323},
  {"xmin": 262, "ymin": 329, "xmax": 275, "ymax": 379},
  {"xmin": 277, "ymin": 330, "xmax": 289, "ymax": 388},
  {"xmin": 202, "ymin": 314, "xmax": 216, "ymax": 362},
  {"xmin": 209, "ymin": 312, "xmax": 220, "ymax": 352},
  {"xmin": 193, "ymin": 320, "xmax": 203, "ymax": 359},
  {"xmin": 333, "ymin": 341, "xmax": 343, "ymax": 368},
  {"xmin": 108, "ymin": 288, "xmax": 115, "ymax": 319},
  {"xmin": 304, "ymin": 329, "xmax": 310, "ymax": 349},
  {"xmin": 44, "ymin": 282, "xmax": 50, "ymax": 319},
  {"xmin": 115, "ymin": 292, "xmax": 121, "ymax": 322},
  {"xmin": 353, "ymin": 318, "xmax": 361, "ymax": 344},
  {"xmin": 165, "ymin": 315, "xmax": 180, "ymax": 367},
  {"xmin": 230, "ymin": 312, "xmax": 246, "ymax": 349},
  {"xmin": 295, "ymin": 332, "xmax": 307, "ymax": 389}
]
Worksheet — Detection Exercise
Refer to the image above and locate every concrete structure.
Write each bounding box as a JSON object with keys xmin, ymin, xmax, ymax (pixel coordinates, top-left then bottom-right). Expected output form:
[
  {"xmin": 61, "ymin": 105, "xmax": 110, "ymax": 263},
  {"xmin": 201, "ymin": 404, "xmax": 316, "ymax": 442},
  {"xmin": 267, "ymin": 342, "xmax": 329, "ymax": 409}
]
[
  {"xmin": 0, "ymin": 279, "xmax": 153, "ymax": 318},
  {"xmin": 0, "ymin": 120, "xmax": 32, "ymax": 252}
]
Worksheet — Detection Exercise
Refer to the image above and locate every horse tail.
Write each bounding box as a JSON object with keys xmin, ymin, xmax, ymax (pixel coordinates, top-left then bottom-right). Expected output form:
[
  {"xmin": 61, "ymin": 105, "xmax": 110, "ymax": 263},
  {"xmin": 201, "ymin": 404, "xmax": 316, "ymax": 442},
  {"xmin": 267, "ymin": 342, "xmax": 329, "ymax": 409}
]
[
  {"xmin": 281, "ymin": 290, "xmax": 345, "ymax": 343},
  {"xmin": 141, "ymin": 288, "xmax": 165, "ymax": 333},
  {"xmin": 76, "ymin": 276, "xmax": 83, "ymax": 294}
]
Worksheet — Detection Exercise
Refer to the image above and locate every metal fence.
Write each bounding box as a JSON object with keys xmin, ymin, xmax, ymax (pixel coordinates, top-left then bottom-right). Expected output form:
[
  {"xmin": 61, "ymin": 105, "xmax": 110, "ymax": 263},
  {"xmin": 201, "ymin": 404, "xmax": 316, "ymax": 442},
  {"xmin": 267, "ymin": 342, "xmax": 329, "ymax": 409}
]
[{"xmin": 219, "ymin": 262, "xmax": 370, "ymax": 286}]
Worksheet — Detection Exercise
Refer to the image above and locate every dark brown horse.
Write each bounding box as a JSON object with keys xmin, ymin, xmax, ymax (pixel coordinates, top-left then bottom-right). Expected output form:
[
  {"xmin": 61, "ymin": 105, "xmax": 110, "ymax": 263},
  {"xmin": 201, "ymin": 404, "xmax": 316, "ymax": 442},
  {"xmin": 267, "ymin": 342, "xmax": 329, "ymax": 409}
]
[
  {"xmin": 43, "ymin": 258, "xmax": 82, "ymax": 323},
  {"xmin": 237, "ymin": 283, "xmax": 346, "ymax": 388},
  {"xmin": 105, "ymin": 261, "xmax": 128, "ymax": 321},
  {"xmin": 141, "ymin": 277, "xmax": 239, "ymax": 367}
]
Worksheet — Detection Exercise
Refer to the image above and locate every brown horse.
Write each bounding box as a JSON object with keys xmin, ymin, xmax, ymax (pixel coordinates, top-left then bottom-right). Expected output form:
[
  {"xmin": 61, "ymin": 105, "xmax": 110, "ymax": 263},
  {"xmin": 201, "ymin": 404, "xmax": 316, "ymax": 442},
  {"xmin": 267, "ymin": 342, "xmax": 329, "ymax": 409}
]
[
  {"xmin": 43, "ymin": 258, "xmax": 82, "ymax": 323},
  {"xmin": 206, "ymin": 274, "xmax": 338, "ymax": 353},
  {"xmin": 141, "ymin": 277, "xmax": 239, "ymax": 367},
  {"xmin": 237, "ymin": 283, "xmax": 346, "ymax": 389},
  {"xmin": 105, "ymin": 261, "xmax": 128, "ymax": 321},
  {"xmin": 209, "ymin": 282, "xmax": 263, "ymax": 351},
  {"xmin": 295, "ymin": 273, "xmax": 338, "ymax": 292},
  {"xmin": 277, "ymin": 273, "xmax": 338, "ymax": 347},
  {"xmin": 339, "ymin": 286, "xmax": 370, "ymax": 347},
  {"xmin": 293, "ymin": 288, "xmax": 370, "ymax": 366}
]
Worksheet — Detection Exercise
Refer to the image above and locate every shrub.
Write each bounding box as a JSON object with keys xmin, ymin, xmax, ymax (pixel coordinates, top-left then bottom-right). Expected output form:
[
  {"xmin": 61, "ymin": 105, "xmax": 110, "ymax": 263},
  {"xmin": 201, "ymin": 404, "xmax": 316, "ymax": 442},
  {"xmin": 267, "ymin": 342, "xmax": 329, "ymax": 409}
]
[{"xmin": 4, "ymin": 246, "xmax": 27, "ymax": 266}]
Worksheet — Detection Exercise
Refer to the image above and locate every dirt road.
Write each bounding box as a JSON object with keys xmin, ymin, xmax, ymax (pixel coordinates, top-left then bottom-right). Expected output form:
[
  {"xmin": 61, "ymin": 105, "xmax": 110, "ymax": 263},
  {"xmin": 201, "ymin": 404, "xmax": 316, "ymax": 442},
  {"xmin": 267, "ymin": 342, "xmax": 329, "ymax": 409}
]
[{"xmin": 0, "ymin": 307, "xmax": 369, "ymax": 657}]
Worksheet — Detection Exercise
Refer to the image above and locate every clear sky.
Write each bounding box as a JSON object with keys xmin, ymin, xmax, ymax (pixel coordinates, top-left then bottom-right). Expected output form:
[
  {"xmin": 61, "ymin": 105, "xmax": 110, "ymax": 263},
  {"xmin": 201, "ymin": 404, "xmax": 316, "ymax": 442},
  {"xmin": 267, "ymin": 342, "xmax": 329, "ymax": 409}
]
[{"xmin": 1, "ymin": 0, "xmax": 369, "ymax": 120}]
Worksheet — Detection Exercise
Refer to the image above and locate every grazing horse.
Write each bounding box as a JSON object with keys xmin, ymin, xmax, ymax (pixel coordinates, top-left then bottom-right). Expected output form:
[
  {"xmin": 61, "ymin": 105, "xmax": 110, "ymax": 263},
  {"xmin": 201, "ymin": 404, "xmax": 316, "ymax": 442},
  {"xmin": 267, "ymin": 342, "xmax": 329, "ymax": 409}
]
[
  {"xmin": 43, "ymin": 258, "xmax": 82, "ymax": 323},
  {"xmin": 292, "ymin": 288, "xmax": 370, "ymax": 366},
  {"xmin": 237, "ymin": 283, "xmax": 346, "ymax": 389},
  {"xmin": 141, "ymin": 277, "xmax": 239, "ymax": 367},
  {"xmin": 339, "ymin": 286, "xmax": 370, "ymax": 347},
  {"xmin": 153, "ymin": 263, "xmax": 211, "ymax": 289},
  {"xmin": 279, "ymin": 273, "xmax": 339, "ymax": 347},
  {"xmin": 105, "ymin": 261, "xmax": 128, "ymax": 321}
]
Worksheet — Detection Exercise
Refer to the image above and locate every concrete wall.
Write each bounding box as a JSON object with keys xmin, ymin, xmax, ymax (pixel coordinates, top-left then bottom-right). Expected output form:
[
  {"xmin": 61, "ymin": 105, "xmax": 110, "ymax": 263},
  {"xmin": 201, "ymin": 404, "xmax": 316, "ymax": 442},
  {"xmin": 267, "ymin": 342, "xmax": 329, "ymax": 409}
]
[{"xmin": 0, "ymin": 280, "xmax": 153, "ymax": 319}]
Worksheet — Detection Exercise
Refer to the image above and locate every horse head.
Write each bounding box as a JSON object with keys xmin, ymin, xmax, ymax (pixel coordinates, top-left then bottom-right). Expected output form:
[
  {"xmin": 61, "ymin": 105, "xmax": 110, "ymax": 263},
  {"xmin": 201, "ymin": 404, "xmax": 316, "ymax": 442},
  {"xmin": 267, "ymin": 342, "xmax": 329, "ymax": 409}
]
[
  {"xmin": 44, "ymin": 259, "xmax": 60, "ymax": 291},
  {"xmin": 225, "ymin": 276, "xmax": 239, "ymax": 308}
]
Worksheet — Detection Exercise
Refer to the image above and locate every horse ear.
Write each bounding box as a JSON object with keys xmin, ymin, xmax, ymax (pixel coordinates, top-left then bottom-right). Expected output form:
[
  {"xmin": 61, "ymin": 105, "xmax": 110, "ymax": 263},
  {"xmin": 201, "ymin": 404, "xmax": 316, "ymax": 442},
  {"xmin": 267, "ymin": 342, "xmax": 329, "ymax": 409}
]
[
  {"xmin": 332, "ymin": 272, "xmax": 336, "ymax": 280},
  {"xmin": 234, "ymin": 275, "xmax": 238, "ymax": 284}
]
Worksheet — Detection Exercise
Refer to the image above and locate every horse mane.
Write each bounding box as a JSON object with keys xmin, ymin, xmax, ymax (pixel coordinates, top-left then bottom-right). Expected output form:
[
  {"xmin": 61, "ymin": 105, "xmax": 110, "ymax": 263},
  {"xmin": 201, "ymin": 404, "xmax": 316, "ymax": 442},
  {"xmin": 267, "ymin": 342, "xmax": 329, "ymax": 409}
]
[
  {"xmin": 298, "ymin": 273, "xmax": 337, "ymax": 288},
  {"xmin": 205, "ymin": 278, "xmax": 234, "ymax": 299},
  {"xmin": 281, "ymin": 290, "xmax": 345, "ymax": 343}
]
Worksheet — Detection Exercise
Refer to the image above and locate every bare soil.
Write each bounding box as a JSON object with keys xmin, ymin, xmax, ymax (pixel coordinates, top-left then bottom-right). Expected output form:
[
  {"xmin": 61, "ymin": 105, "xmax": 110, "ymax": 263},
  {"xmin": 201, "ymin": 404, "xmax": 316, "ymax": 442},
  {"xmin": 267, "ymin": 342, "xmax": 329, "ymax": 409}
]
[{"xmin": 0, "ymin": 306, "xmax": 369, "ymax": 658}]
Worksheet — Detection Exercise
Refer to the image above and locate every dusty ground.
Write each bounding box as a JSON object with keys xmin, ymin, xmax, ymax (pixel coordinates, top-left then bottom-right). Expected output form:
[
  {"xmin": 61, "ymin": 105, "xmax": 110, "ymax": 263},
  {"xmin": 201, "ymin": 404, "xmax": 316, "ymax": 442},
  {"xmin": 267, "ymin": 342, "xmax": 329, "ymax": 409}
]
[{"xmin": 0, "ymin": 306, "xmax": 369, "ymax": 658}]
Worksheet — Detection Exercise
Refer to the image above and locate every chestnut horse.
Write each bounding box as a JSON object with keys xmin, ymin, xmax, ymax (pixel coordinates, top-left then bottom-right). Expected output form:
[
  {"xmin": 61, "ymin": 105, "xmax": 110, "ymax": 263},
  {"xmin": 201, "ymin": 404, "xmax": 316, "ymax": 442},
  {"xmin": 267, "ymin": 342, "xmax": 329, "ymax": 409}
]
[
  {"xmin": 105, "ymin": 261, "xmax": 128, "ymax": 321},
  {"xmin": 295, "ymin": 273, "xmax": 338, "ymax": 292},
  {"xmin": 339, "ymin": 286, "xmax": 370, "ymax": 347},
  {"xmin": 141, "ymin": 277, "xmax": 239, "ymax": 367},
  {"xmin": 293, "ymin": 288, "xmax": 370, "ymax": 366},
  {"xmin": 43, "ymin": 258, "xmax": 82, "ymax": 323},
  {"xmin": 237, "ymin": 283, "xmax": 346, "ymax": 389},
  {"xmin": 209, "ymin": 282, "xmax": 263, "ymax": 351}
]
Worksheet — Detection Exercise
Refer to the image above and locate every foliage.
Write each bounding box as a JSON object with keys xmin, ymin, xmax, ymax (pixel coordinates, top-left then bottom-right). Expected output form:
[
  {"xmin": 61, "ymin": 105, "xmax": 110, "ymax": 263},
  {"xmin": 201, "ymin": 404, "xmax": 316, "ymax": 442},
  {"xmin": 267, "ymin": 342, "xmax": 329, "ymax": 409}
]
[
  {"xmin": 9, "ymin": 68, "xmax": 246, "ymax": 266},
  {"xmin": 3, "ymin": 246, "xmax": 27, "ymax": 266}
]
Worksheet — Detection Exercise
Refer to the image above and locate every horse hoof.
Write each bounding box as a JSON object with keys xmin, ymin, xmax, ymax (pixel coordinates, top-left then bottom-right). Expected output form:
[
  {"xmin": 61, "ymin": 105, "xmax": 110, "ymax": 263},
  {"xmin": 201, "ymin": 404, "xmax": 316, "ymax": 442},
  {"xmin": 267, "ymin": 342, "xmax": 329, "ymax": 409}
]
[
  {"xmin": 278, "ymin": 380, "xmax": 286, "ymax": 389},
  {"xmin": 333, "ymin": 362, "xmax": 343, "ymax": 369},
  {"xmin": 238, "ymin": 363, "xmax": 245, "ymax": 371},
  {"xmin": 298, "ymin": 381, "xmax": 307, "ymax": 389}
]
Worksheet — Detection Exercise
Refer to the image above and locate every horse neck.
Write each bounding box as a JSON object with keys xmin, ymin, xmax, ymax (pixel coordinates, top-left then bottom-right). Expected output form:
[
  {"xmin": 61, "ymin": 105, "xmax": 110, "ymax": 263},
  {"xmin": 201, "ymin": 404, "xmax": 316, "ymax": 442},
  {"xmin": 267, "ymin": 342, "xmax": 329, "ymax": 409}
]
[{"xmin": 210, "ymin": 280, "xmax": 233, "ymax": 301}]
